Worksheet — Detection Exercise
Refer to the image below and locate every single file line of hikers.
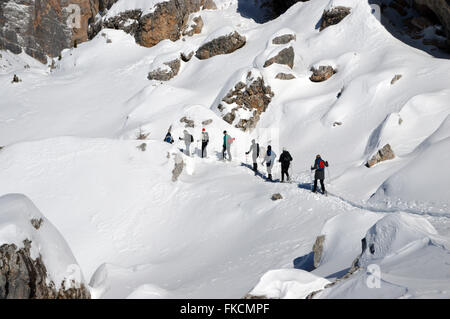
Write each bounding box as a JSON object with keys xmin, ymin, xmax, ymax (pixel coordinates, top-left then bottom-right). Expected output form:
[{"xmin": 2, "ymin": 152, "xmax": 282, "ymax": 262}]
[{"xmin": 163, "ymin": 127, "xmax": 329, "ymax": 195}]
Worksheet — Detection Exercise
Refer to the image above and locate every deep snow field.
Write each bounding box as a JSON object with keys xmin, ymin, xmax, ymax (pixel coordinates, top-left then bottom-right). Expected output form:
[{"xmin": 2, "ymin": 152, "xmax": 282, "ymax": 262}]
[{"xmin": 0, "ymin": 0, "xmax": 449, "ymax": 299}]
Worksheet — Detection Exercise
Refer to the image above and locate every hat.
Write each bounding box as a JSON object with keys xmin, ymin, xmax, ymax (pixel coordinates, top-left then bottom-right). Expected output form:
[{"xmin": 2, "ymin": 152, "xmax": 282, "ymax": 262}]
[
  {"xmin": 202, "ymin": 128, "xmax": 205, "ymax": 132},
  {"xmin": 223, "ymin": 130, "xmax": 227, "ymax": 134}
]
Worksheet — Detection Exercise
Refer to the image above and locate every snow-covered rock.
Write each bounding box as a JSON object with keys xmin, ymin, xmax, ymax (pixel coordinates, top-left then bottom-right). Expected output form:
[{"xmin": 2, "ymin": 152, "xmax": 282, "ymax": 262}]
[
  {"xmin": 246, "ymin": 269, "xmax": 330, "ymax": 299},
  {"xmin": 0, "ymin": 194, "xmax": 90, "ymax": 299}
]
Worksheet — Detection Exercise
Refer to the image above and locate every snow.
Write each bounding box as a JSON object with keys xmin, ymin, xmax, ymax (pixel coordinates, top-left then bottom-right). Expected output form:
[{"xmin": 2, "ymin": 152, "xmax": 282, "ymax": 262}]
[
  {"xmin": 0, "ymin": 0, "xmax": 450, "ymax": 299},
  {"xmin": 105, "ymin": 0, "xmax": 169, "ymax": 18},
  {"xmin": 0, "ymin": 194, "xmax": 86, "ymax": 290},
  {"xmin": 248, "ymin": 269, "xmax": 330, "ymax": 299}
]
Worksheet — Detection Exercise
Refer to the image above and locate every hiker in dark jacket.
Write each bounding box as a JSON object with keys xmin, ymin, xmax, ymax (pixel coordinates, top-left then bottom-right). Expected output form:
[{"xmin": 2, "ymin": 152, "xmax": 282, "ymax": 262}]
[
  {"xmin": 311, "ymin": 154, "xmax": 329, "ymax": 194},
  {"xmin": 279, "ymin": 148, "xmax": 293, "ymax": 182},
  {"xmin": 164, "ymin": 131, "xmax": 174, "ymax": 144}
]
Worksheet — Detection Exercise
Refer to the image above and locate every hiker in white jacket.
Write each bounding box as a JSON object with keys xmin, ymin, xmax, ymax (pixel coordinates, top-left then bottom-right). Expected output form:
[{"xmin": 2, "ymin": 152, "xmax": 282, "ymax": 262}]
[
  {"xmin": 261, "ymin": 145, "xmax": 276, "ymax": 181},
  {"xmin": 246, "ymin": 139, "xmax": 259, "ymax": 175}
]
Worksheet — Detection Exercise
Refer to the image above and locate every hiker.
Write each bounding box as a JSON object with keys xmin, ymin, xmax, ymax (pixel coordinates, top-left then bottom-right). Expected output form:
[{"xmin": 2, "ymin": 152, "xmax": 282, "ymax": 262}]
[
  {"xmin": 179, "ymin": 130, "xmax": 193, "ymax": 156},
  {"xmin": 246, "ymin": 139, "xmax": 260, "ymax": 174},
  {"xmin": 279, "ymin": 148, "xmax": 293, "ymax": 182},
  {"xmin": 222, "ymin": 131, "xmax": 234, "ymax": 161},
  {"xmin": 164, "ymin": 131, "xmax": 174, "ymax": 144},
  {"xmin": 311, "ymin": 154, "xmax": 329, "ymax": 194},
  {"xmin": 261, "ymin": 145, "xmax": 276, "ymax": 181},
  {"xmin": 201, "ymin": 128, "xmax": 209, "ymax": 158}
]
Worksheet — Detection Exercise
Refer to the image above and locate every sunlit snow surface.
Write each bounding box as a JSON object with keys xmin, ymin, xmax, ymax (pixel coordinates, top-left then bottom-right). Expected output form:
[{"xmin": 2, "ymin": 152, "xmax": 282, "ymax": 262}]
[{"xmin": 0, "ymin": 0, "xmax": 449, "ymax": 298}]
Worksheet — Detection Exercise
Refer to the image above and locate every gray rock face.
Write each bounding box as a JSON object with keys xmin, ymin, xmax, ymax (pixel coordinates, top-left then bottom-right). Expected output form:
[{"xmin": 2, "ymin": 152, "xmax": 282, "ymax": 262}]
[
  {"xmin": 195, "ymin": 31, "xmax": 246, "ymax": 60},
  {"xmin": 0, "ymin": 0, "xmax": 102, "ymax": 63},
  {"xmin": 264, "ymin": 46, "xmax": 294, "ymax": 69},
  {"xmin": 366, "ymin": 144, "xmax": 395, "ymax": 168},
  {"xmin": 312, "ymin": 235, "xmax": 325, "ymax": 269},
  {"xmin": 182, "ymin": 15, "xmax": 204, "ymax": 37},
  {"xmin": 217, "ymin": 72, "xmax": 274, "ymax": 131},
  {"xmin": 148, "ymin": 59, "xmax": 181, "ymax": 81},
  {"xmin": 310, "ymin": 65, "xmax": 336, "ymax": 82},
  {"xmin": 320, "ymin": 6, "xmax": 351, "ymax": 31},
  {"xmin": 272, "ymin": 34, "xmax": 296, "ymax": 45},
  {"xmin": 275, "ymin": 72, "xmax": 295, "ymax": 80},
  {"xmin": 0, "ymin": 240, "xmax": 90, "ymax": 299},
  {"xmin": 201, "ymin": 119, "xmax": 213, "ymax": 126}
]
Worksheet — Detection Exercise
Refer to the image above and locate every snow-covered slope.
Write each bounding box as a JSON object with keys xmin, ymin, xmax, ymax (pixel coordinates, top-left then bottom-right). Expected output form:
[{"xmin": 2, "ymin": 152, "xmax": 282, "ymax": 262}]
[{"xmin": 0, "ymin": 0, "xmax": 449, "ymax": 298}]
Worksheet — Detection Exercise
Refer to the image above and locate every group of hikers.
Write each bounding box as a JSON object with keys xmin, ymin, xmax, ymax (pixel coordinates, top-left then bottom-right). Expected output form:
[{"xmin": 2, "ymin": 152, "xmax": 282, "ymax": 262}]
[{"xmin": 164, "ymin": 128, "xmax": 329, "ymax": 194}]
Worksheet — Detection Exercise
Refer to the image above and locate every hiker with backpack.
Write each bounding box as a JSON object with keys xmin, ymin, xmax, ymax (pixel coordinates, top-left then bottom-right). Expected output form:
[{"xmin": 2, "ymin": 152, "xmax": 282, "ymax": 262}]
[
  {"xmin": 246, "ymin": 139, "xmax": 260, "ymax": 175},
  {"xmin": 222, "ymin": 131, "xmax": 234, "ymax": 161},
  {"xmin": 179, "ymin": 130, "xmax": 193, "ymax": 156},
  {"xmin": 279, "ymin": 148, "xmax": 293, "ymax": 182},
  {"xmin": 201, "ymin": 128, "xmax": 209, "ymax": 158},
  {"xmin": 164, "ymin": 131, "xmax": 174, "ymax": 144},
  {"xmin": 261, "ymin": 145, "xmax": 276, "ymax": 181},
  {"xmin": 311, "ymin": 154, "xmax": 329, "ymax": 194}
]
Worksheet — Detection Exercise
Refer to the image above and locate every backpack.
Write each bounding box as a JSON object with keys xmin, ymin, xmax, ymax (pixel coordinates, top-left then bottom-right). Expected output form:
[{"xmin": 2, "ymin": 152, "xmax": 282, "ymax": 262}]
[
  {"xmin": 227, "ymin": 136, "xmax": 233, "ymax": 145},
  {"xmin": 317, "ymin": 159, "xmax": 325, "ymax": 170},
  {"xmin": 190, "ymin": 134, "xmax": 194, "ymax": 143},
  {"xmin": 256, "ymin": 143, "xmax": 260, "ymax": 157}
]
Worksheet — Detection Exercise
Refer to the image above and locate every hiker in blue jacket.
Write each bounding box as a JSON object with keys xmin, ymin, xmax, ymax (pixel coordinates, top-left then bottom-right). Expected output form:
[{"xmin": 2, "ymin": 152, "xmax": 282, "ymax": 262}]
[{"xmin": 311, "ymin": 154, "xmax": 329, "ymax": 194}]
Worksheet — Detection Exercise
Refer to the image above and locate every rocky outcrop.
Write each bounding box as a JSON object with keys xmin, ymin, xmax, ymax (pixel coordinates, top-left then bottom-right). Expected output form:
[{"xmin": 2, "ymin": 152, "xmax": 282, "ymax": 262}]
[
  {"xmin": 310, "ymin": 66, "xmax": 336, "ymax": 82},
  {"xmin": 319, "ymin": 6, "xmax": 351, "ymax": 31},
  {"xmin": 195, "ymin": 31, "xmax": 246, "ymax": 60},
  {"xmin": 0, "ymin": 0, "xmax": 102, "ymax": 63},
  {"xmin": 91, "ymin": 0, "xmax": 216, "ymax": 48},
  {"xmin": 272, "ymin": 33, "xmax": 296, "ymax": 45},
  {"xmin": 148, "ymin": 58, "xmax": 181, "ymax": 81},
  {"xmin": 217, "ymin": 72, "xmax": 274, "ymax": 131},
  {"xmin": 365, "ymin": 144, "xmax": 395, "ymax": 168},
  {"xmin": 264, "ymin": 46, "xmax": 294, "ymax": 69},
  {"xmin": 0, "ymin": 240, "xmax": 90, "ymax": 299},
  {"xmin": 275, "ymin": 72, "xmax": 295, "ymax": 80}
]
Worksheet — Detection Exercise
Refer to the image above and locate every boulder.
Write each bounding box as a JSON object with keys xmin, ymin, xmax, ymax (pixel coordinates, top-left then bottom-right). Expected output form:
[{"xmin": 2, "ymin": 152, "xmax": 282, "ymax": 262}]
[
  {"xmin": 264, "ymin": 47, "xmax": 295, "ymax": 69},
  {"xmin": 275, "ymin": 72, "xmax": 296, "ymax": 80},
  {"xmin": 319, "ymin": 6, "xmax": 351, "ymax": 31},
  {"xmin": 365, "ymin": 144, "xmax": 395, "ymax": 168},
  {"xmin": 195, "ymin": 31, "xmax": 246, "ymax": 60},
  {"xmin": 0, "ymin": 194, "xmax": 90, "ymax": 299},
  {"xmin": 310, "ymin": 66, "xmax": 336, "ymax": 82},
  {"xmin": 271, "ymin": 193, "xmax": 283, "ymax": 201},
  {"xmin": 172, "ymin": 153, "xmax": 184, "ymax": 182},
  {"xmin": 272, "ymin": 34, "xmax": 296, "ymax": 45},
  {"xmin": 391, "ymin": 74, "xmax": 402, "ymax": 85},
  {"xmin": 312, "ymin": 235, "xmax": 325, "ymax": 269},
  {"xmin": 148, "ymin": 59, "xmax": 181, "ymax": 81},
  {"xmin": 180, "ymin": 116, "xmax": 195, "ymax": 128}
]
